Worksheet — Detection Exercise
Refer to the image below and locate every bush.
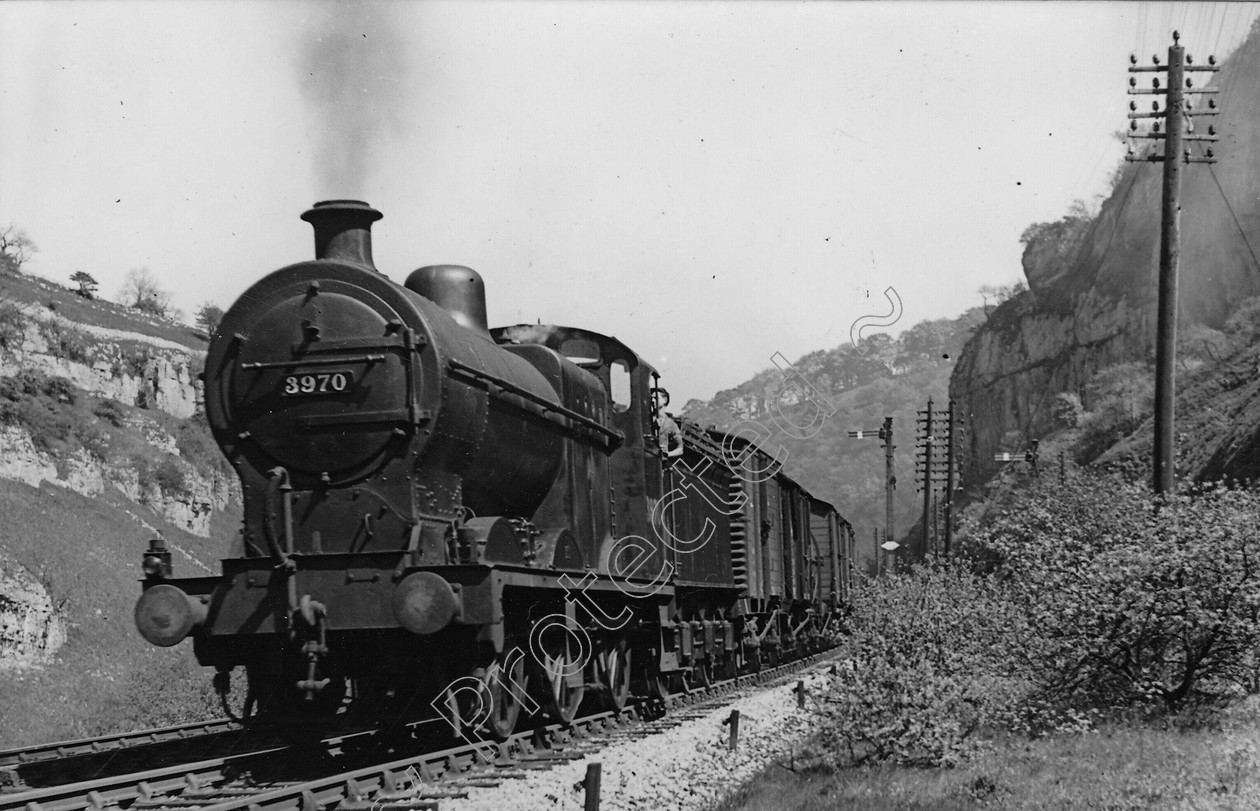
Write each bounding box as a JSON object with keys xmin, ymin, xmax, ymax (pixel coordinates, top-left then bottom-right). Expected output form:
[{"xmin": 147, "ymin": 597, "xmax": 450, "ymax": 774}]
[
  {"xmin": 1074, "ymin": 362, "xmax": 1153, "ymax": 462},
  {"xmin": 0, "ymin": 370, "xmax": 76, "ymax": 455},
  {"xmin": 0, "ymin": 300, "xmax": 24, "ymax": 348},
  {"xmin": 813, "ymin": 471, "xmax": 1260, "ymax": 771},
  {"xmin": 814, "ymin": 562, "xmax": 1029, "ymax": 767},
  {"xmin": 92, "ymin": 398, "xmax": 127, "ymax": 428},
  {"xmin": 0, "ymin": 372, "xmax": 117, "ymax": 461},
  {"xmin": 963, "ymin": 472, "xmax": 1260, "ymax": 712},
  {"xmin": 173, "ymin": 411, "xmax": 226, "ymax": 475},
  {"xmin": 135, "ymin": 454, "xmax": 191, "ymax": 499},
  {"xmin": 125, "ymin": 347, "xmax": 152, "ymax": 378},
  {"xmin": 44, "ymin": 322, "xmax": 91, "ymax": 364}
]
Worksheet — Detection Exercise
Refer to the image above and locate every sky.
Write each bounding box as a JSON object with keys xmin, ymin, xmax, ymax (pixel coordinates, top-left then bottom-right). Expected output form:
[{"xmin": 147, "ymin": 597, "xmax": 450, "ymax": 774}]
[{"xmin": 3, "ymin": 1, "xmax": 1258, "ymax": 405}]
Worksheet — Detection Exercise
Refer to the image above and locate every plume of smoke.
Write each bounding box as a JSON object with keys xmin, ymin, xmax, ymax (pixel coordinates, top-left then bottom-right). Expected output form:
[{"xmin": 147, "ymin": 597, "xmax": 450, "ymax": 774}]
[{"xmin": 298, "ymin": 1, "xmax": 408, "ymax": 198}]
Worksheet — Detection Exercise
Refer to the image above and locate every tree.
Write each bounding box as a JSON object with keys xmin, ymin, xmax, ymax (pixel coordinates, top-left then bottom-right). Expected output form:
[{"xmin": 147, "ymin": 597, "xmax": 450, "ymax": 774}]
[
  {"xmin": 120, "ymin": 267, "xmax": 173, "ymax": 317},
  {"xmin": 194, "ymin": 302, "xmax": 224, "ymax": 336},
  {"xmin": 70, "ymin": 271, "xmax": 99, "ymax": 300},
  {"xmin": 964, "ymin": 473, "xmax": 1260, "ymax": 711},
  {"xmin": 977, "ymin": 281, "xmax": 1026, "ymax": 316},
  {"xmin": 1051, "ymin": 392, "xmax": 1083, "ymax": 428},
  {"xmin": 0, "ymin": 224, "xmax": 36, "ymax": 274},
  {"xmin": 1178, "ymin": 323, "xmax": 1228, "ymax": 370}
]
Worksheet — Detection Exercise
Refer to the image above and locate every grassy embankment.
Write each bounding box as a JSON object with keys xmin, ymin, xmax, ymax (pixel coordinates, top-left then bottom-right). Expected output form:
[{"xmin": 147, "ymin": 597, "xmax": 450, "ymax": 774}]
[
  {"xmin": 716, "ymin": 718, "xmax": 1260, "ymax": 810},
  {"xmin": 0, "ymin": 478, "xmax": 240, "ymax": 747}
]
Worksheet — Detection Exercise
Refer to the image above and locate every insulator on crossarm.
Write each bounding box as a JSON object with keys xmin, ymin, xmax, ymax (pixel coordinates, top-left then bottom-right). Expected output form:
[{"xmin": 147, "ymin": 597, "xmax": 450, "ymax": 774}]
[
  {"xmin": 1130, "ymin": 76, "xmax": 1138, "ymax": 88},
  {"xmin": 1187, "ymin": 77, "xmax": 1194, "ymax": 89},
  {"xmin": 1130, "ymin": 100, "xmax": 1137, "ymax": 111},
  {"xmin": 1209, "ymin": 55, "xmax": 1217, "ymax": 66},
  {"xmin": 1153, "ymin": 54, "xmax": 1161, "ymax": 65},
  {"xmin": 1173, "ymin": 30, "xmax": 1180, "ymax": 44},
  {"xmin": 1187, "ymin": 54, "xmax": 1194, "ymax": 65},
  {"xmin": 1130, "ymin": 120, "xmax": 1138, "ymax": 132},
  {"xmin": 1153, "ymin": 120, "xmax": 1162, "ymax": 133},
  {"xmin": 1153, "ymin": 101, "xmax": 1161, "ymax": 111},
  {"xmin": 1153, "ymin": 77, "xmax": 1161, "ymax": 89},
  {"xmin": 1207, "ymin": 148, "xmax": 1215, "ymax": 159},
  {"xmin": 1186, "ymin": 99, "xmax": 1193, "ymax": 111},
  {"xmin": 1209, "ymin": 99, "xmax": 1217, "ymax": 109},
  {"xmin": 1209, "ymin": 125, "xmax": 1216, "ymax": 136},
  {"xmin": 1130, "ymin": 53, "xmax": 1137, "ymax": 65}
]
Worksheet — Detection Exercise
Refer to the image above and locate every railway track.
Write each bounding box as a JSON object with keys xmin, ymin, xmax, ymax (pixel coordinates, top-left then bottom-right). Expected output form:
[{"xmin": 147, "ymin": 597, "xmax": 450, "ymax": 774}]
[
  {"xmin": 0, "ymin": 720, "xmax": 251, "ymax": 793},
  {"xmin": 1, "ymin": 650, "xmax": 835, "ymax": 811},
  {"xmin": 0, "ymin": 721, "xmax": 244, "ymax": 770}
]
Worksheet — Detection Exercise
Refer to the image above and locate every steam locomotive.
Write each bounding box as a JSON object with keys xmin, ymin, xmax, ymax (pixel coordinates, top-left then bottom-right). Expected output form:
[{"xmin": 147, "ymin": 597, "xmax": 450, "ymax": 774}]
[{"xmin": 133, "ymin": 200, "xmax": 854, "ymax": 737}]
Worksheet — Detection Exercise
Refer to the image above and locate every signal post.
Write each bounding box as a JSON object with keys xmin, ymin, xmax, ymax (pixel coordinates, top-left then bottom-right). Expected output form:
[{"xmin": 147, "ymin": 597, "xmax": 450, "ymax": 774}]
[{"xmin": 848, "ymin": 416, "xmax": 895, "ymax": 574}]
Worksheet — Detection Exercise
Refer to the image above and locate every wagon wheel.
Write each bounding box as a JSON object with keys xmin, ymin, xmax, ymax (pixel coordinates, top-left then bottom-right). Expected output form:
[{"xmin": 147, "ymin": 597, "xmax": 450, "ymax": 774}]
[
  {"xmin": 482, "ymin": 652, "xmax": 527, "ymax": 740},
  {"xmin": 534, "ymin": 646, "xmax": 586, "ymax": 725},
  {"xmin": 690, "ymin": 657, "xmax": 713, "ymax": 689},
  {"xmin": 644, "ymin": 668, "xmax": 670, "ymax": 701},
  {"xmin": 599, "ymin": 640, "xmax": 632, "ymax": 711},
  {"xmin": 766, "ymin": 643, "xmax": 781, "ymax": 668}
]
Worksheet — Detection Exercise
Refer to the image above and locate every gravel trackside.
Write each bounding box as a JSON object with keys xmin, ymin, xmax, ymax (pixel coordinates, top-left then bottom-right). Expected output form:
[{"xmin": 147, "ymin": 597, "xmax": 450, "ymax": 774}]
[{"xmin": 440, "ymin": 667, "xmax": 833, "ymax": 811}]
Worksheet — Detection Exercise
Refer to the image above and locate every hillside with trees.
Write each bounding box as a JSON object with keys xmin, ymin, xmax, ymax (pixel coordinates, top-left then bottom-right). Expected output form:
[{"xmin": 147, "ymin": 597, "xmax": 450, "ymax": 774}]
[
  {"xmin": 682, "ymin": 304, "xmax": 999, "ymax": 570},
  {"xmin": 0, "ymin": 243, "xmax": 241, "ymax": 745}
]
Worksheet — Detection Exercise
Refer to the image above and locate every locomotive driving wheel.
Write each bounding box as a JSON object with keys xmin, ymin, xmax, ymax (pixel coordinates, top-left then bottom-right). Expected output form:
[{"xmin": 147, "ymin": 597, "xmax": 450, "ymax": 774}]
[
  {"xmin": 482, "ymin": 650, "xmax": 528, "ymax": 740},
  {"xmin": 534, "ymin": 642, "xmax": 586, "ymax": 725},
  {"xmin": 598, "ymin": 639, "xmax": 632, "ymax": 711}
]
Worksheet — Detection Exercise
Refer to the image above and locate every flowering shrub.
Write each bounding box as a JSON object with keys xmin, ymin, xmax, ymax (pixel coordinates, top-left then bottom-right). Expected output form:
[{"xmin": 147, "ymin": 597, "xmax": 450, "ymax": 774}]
[
  {"xmin": 815, "ymin": 563, "xmax": 1029, "ymax": 766},
  {"xmin": 964, "ymin": 472, "xmax": 1260, "ymax": 712},
  {"xmin": 818, "ymin": 470, "xmax": 1260, "ymax": 768}
]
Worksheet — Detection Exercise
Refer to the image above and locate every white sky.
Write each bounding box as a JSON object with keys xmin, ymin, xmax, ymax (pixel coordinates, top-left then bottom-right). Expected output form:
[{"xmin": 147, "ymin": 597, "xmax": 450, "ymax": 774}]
[{"xmin": 3, "ymin": 1, "xmax": 1258, "ymax": 404}]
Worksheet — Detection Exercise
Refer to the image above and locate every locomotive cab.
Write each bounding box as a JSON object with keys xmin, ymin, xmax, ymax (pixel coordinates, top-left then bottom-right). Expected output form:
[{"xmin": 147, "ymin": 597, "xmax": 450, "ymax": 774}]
[{"xmin": 492, "ymin": 324, "xmax": 667, "ymax": 559}]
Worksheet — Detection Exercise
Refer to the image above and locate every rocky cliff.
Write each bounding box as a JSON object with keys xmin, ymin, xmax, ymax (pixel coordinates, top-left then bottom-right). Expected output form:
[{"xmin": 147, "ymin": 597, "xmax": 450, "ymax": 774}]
[
  {"xmin": 951, "ymin": 21, "xmax": 1260, "ymax": 482},
  {"xmin": 0, "ymin": 297, "xmax": 202, "ymax": 419},
  {"xmin": 0, "ymin": 272, "xmax": 235, "ymax": 674}
]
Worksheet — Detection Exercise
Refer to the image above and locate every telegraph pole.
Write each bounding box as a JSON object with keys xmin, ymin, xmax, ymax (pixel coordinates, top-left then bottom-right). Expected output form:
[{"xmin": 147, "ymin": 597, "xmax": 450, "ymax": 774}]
[
  {"xmin": 943, "ymin": 399, "xmax": 957, "ymax": 556},
  {"xmin": 920, "ymin": 398, "xmax": 933, "ymax": 558},
  {"xmin": 916, "ymin": 399, "xmax": 957, "ymax": 560},
  {"xmin": 1126, "ymin": 31, "xmax": 1219, "ymax": 495}
]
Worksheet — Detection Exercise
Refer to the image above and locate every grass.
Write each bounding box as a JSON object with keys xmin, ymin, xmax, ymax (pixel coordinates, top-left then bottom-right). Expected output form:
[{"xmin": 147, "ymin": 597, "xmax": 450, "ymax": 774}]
[
  {"xmin": 0, "ymin": 478, "xmax": 229, "ymax": 746},
  {"xmin": 0, "ymin": 271, "xmax": 206, "ymax": 352},
  {"xmin": 713, "ymin": 719, "xmax": 1260, "ymax": 810}
]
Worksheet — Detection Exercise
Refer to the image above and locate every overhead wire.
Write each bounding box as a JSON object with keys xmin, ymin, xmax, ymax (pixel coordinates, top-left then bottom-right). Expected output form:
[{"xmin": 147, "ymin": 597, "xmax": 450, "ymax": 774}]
[{"xmin": 1182, "ymin": 21, "xmax": 1260, "ymax": 280}]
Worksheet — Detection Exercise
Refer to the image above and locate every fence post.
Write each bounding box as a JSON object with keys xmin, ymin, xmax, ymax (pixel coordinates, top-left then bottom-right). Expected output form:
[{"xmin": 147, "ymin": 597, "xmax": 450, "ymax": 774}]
[
  {"xmin": 725, "ymin": 710, "xmax": 740, "ymax": 751},
  {"xmin": 583, "ymin": 762, "xmax": 601, "ymax": 811}
]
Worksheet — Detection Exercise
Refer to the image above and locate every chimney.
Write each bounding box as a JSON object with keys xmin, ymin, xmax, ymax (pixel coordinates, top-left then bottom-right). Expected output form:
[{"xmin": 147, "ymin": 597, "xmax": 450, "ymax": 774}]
[{"xmin": 300, "ymin": 200, "xmax": 383, "ymax": 267}]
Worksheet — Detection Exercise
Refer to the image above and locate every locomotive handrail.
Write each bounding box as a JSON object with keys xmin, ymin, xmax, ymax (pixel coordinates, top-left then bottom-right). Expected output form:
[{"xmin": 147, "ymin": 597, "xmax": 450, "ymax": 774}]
[
  {"xmin": 240, "ymin": 353, "xmax": 386, "ymax": 370},
  {"xmin": 447, "ymin": 358, "xmax": 624, "ymax": 451}
]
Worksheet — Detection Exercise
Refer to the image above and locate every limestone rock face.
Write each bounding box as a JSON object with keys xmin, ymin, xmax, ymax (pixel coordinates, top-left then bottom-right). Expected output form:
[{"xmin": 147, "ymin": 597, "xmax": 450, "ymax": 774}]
[
  {"xmin": 950, "ymin": 23, "xmax": 1260, "ymax": 480},
  {"xmin": 0, "ymin": 426, "xmax": 232, "ymax": 538},
  {"xmin": 0, "ymin": 564, "xmax": 67, "ymax": 670},
  {"xmin": 0, "ymin": 301, "xmax": 202, "ymax": 419}
]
